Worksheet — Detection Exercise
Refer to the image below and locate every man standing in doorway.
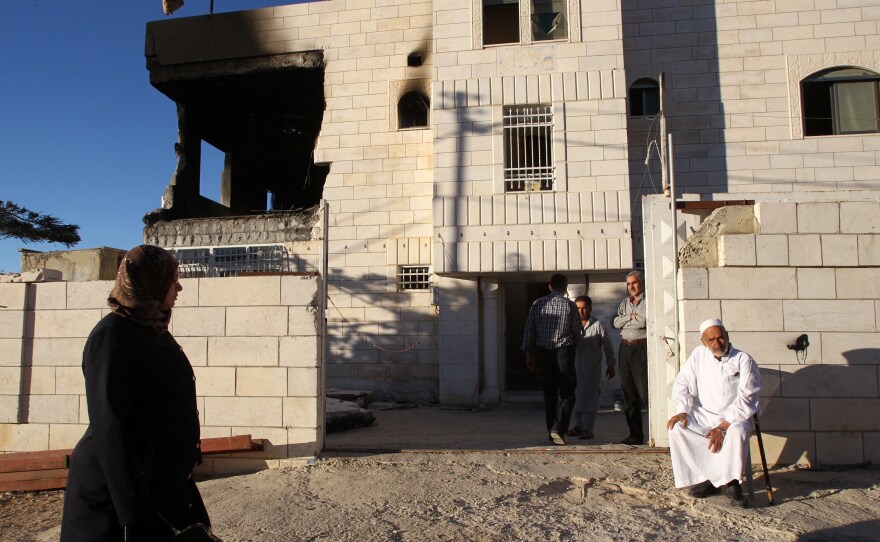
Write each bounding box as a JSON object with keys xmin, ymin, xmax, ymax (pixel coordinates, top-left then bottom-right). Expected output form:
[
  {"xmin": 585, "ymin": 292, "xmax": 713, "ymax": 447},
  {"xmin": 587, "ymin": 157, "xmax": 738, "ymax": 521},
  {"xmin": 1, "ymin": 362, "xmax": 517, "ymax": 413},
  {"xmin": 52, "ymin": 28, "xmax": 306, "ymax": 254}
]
[
  {"xmin": 522, "ymin": 273, "xmax": 581, "ymax": 445},
  {"xmin": 569, "ymin": 295, "xmax": 617, "ymax": 440},
  {"xmin": 613, "ymin": 270, "xmax": 648, "ymax": 445}
]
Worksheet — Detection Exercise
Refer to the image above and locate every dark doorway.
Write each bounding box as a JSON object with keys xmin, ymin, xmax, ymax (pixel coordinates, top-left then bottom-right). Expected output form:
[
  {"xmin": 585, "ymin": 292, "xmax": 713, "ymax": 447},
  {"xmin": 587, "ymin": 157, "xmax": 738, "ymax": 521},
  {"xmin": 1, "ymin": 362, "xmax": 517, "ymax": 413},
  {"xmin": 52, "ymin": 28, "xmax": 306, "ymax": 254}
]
[{"xmin": 504, "ymin": 281, "xmax": 548, "ymax": 391}]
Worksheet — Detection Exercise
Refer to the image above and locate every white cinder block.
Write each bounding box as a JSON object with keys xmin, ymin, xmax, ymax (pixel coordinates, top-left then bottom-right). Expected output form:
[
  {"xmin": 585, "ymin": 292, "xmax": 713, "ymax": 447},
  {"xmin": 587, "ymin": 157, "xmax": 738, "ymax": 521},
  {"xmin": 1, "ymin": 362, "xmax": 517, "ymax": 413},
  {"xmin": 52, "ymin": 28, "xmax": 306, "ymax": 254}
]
[
  {"xmin": 31, "ymin": 338, "xmax": 87, "ymax": 367},
  {"xmin": 29, "ymin": 282, "xmax": 66, "ymax": 310},
  {"xmin": 0, "ymin": 423, "xmax": 49, "ymax": 451},
  {"xmin": 236, "ymin": 367, "xmax": 288, "ymax": 397},
  {"xmin": 287, "ymin": 367, "xmax": 319, "ymax": 397},
  {"xmin": 27, "ymin": 395, "xmax": 80, "ymax": 424},
  {"xmin": 280, "ymin": 336, "xmax": 320, "ymax": 367},
  {"xmin": 0, "ymin": 312, "xmax": 24, "ymax": 340},
  {"xmin": 56, "ymin": 367, "xmax": 85, "ymax": 395},
  {"xmin": 204, "ymin": 397, "xmax": 282, "ymax": 427},
  {"xmin": 283, "ymin": 397, "xmax": 319, "ymax": 428},
  {"xmin": 208, "ymin": 337, "xmax": 279, "ymax": 366},
  {"xmin": 755, "ymin": 235, "xmax": 789, "ymax": 266},
  {"xmin": 816, "ymin": 431, "xmax": 864, "ymax": 465},
  {"xmin": 836, "ymin": 268, "xmax": 880, "ymax": 300},
  {"xmin": 679, "ymin": 299, "xmax": 722, "ymax": 332},
  {"xmin": 708, "ymin": 268, "xmax": 797, "ymax": 299},
  {"xmin": 48, "ymin": 423, "xmax": 86, "ymax": 450},
  {"xmin": 821, "ymin": 235, "xmax": 859, "ymax": 267},
  {"xmin": 27, "ymin": 367, "xmax": 55, "ymax": 395},
  {"xmin": 796, "ymin": 202, "xmax": 840, "ymax": 233},
  {"xmin": 0, "ymin": 367, "xmax": 21, "ymax": 395},
  {"xmin": 280, "ymin": 275, "xmax": 320, "ymax": 306},
  {"xmin": 177, "ymin": 337, "xmax": 208, "ymax": 367},
  {"xmin": 0, "ymin": 339, "xmax": 20, "ymax": 367},
  {"xmin": 783, "ymin": 300, "xmax": 876, "ymax": 332},
  {"xmin": 171, "ymin": 307, "xmax": 226, "ymax": 337},
  {"xmin": 784, "ymin": 365, "xmax": 878, "ymax": 398},
  {"xmin": 193, "ymin": 367, "xmax": 236, "ymax": 396},
  {"xmin": 840, "ymin": 201, "xmax": 880, "ymax": 233},
  {"xmin": 227, "ymin": 306, "xmax": 289, "ymax": 337},
  {"xmin": 730, "ymin": 332, "xmax": 821, "ymax": 366},
  {"xmin": 718, "ymin": 234, "xmax": 756, "ymax": 266},
  {"xmin": 0, "ymin": 284, "xmax": 26, "ymax": 311},
  {"xmin": 821, "ymin": 332, "xmax": 880, "ymax": 364},
  {"xmin": 797, "ymin": 268, "xmax": 836, "ymax": 299},
  {"xmin": 858, "ymin": 235, "xmax": 880, "ymax": 265},
  {"xmin": 756, "ymin": 202, "xmax": 796, "ymax": 234},
  {"xmin": 199, "ymin": 277, "xmax": 281, "ymax": 307},
  {"xmin": 33, "ymin": 310, "xmax": 102, "ymax": 338},
  {"xmin": 787, "ymin": 235, "xmax": 822, "ymax": 267},
  {"xmin": 67, "ymin": 281, "xmax": 114, "ymax": 309},
  {"xmin": 721, "ymin": 300, "xmax": 784, "ymax": 331}
]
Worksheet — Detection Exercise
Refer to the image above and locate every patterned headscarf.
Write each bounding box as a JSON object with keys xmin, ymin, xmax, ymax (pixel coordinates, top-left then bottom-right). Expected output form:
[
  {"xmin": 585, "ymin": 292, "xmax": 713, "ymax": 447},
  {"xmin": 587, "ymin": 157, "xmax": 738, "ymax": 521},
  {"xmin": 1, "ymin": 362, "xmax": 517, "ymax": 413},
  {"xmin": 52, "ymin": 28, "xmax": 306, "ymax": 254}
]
[{"xmin": 108, "ymin": 245, "xmax": 179, "ymax": 336}]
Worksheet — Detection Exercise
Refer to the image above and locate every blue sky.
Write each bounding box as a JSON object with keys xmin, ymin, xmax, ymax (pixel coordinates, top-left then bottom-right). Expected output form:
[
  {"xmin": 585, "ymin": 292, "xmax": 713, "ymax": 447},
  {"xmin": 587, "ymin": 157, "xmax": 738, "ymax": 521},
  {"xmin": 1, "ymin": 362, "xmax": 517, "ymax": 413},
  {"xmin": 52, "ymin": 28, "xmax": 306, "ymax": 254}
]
[{"xmin": 0, "ymin": 1, "xmax": 285, "ymax": 273}]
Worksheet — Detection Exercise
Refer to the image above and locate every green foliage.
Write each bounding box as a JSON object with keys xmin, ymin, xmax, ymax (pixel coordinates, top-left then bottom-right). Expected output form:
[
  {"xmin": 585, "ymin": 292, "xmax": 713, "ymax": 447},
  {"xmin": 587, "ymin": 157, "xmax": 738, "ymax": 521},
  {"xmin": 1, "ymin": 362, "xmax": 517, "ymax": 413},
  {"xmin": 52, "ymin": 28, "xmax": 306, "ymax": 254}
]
[{"xmin": 0, "ymin": 200, "xmax": 80, "ymax": 246}]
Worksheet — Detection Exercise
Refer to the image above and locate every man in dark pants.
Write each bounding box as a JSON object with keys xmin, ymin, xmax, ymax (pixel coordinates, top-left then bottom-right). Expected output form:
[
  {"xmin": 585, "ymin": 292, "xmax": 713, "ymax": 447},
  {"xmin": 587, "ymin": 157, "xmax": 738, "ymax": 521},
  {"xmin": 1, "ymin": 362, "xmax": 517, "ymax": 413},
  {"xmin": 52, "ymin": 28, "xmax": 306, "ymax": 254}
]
[
  {"xmin": 522, "ymin": 273, "xmax": 581, "ymax": 445},
  {"xmin": 613, "ymin": 270, "xmax": 648, "ymax": 445}
]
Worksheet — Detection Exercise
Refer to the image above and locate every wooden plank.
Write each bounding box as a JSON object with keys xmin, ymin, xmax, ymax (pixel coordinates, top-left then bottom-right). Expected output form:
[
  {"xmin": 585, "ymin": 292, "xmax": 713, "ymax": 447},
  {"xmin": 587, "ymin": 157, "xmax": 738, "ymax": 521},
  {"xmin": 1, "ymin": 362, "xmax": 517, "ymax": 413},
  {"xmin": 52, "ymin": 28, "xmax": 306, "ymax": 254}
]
[
  {"xmin": 0, "ymin": 476, "xmax": 68, "ymax": 492},
  {"xmin": 0, "ymin": 468, "xmax": 69, "ymax": 482},
  {"xmin": 200, "ymin": 435, "xmax": 263, "ymax": 455},
  {"xmin": 0, "ymin": 450, "xmax": 71, "ymax": 473}
]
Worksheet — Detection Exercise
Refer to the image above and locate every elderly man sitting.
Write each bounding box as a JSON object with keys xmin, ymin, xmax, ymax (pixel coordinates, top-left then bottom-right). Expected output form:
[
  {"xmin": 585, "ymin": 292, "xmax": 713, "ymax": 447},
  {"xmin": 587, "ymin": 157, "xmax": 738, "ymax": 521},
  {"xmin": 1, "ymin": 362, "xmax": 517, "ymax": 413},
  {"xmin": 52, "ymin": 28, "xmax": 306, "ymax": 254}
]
[{"xmin": 666, "ymin": 318, "xmax": 761, "ymax": 507}]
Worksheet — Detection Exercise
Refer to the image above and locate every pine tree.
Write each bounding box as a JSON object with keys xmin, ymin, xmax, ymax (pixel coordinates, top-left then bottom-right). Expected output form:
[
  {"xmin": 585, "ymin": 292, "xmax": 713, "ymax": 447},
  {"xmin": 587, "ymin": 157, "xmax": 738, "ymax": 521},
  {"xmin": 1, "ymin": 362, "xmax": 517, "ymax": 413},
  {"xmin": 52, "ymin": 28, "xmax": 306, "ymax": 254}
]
[{"xmin": 0, "ymin": 200, "xmax": 80, "ymax": 246}]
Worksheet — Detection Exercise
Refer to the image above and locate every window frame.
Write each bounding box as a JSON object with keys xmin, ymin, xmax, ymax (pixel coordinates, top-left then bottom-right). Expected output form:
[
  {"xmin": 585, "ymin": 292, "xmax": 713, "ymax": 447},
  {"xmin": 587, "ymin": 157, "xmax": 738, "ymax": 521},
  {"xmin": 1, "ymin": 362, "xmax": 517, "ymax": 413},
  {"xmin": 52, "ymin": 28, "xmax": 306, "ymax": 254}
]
[
  {"xmin": 502, "ymin": 103, "xmax": 555, "ymax": 193},
  {"xmin": 801, "ymin": 67, "xmax": 880, "ymax": 137},
  {"xmin": 629, "ymin": 78, "xmax": 660, "ymax": 118},
  {"xmin": 474, "ymin": 0, "xmax": 580, "ymax": 49}
]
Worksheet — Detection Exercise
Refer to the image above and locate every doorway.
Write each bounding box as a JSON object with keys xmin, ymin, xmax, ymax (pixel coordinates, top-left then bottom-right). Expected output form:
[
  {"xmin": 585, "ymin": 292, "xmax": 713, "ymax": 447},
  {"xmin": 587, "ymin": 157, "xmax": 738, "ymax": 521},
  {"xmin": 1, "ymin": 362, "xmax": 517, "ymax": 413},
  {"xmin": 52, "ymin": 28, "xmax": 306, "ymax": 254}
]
[{"xmin": 503, "ymin": 281, "xmax": 548, "ymax": 391}]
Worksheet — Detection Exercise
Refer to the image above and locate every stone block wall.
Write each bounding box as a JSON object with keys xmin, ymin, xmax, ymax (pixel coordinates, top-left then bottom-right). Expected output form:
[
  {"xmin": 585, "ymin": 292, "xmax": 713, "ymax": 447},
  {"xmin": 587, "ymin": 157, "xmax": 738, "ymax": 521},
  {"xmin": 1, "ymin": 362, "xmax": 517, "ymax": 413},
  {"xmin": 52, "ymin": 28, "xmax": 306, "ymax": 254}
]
[
  {"xmin": 0, "ymin": 275, "xmax": 323, "ymax": 473},
  {"xmin": 678, "ymin": 198, "xmax": 880, "ymax": 466}
]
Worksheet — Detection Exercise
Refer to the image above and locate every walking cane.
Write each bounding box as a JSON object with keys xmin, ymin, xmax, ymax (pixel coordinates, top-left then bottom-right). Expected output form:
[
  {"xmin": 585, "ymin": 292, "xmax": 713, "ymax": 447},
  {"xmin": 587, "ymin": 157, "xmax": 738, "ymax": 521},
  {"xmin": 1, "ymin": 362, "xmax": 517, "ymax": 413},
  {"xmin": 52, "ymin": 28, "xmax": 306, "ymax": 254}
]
[{"xmin": 753, "ymin": 414, "xmax": 775, "ymax": 505}]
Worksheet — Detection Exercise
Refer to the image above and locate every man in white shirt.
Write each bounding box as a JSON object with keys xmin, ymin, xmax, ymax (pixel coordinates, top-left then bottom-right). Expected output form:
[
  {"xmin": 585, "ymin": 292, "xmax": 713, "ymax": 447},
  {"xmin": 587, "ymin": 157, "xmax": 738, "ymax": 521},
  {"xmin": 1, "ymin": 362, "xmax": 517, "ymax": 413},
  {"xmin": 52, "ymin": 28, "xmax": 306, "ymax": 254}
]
[{"xmin": 667, "ymin": 318, "xmax": 761, "ymax": 507}]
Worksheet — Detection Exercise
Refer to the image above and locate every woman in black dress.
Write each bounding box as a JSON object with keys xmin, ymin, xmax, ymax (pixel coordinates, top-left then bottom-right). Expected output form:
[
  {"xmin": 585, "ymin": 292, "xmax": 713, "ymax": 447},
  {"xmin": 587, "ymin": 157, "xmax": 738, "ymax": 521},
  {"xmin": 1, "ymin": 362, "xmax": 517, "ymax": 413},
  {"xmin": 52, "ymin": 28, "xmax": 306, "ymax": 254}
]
[{"xmin": 60, "ymin": 245, "xmax": 211, "ymax": 541}]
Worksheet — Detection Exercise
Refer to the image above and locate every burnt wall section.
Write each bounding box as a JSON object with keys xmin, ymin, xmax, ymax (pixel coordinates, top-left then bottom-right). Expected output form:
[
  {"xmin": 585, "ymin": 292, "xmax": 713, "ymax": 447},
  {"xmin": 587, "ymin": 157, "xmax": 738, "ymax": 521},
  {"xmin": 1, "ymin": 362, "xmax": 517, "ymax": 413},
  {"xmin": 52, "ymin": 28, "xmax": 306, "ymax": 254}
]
[
  {"xmin": 146, "ymin": 23, "xmax": 327, "ymax": 224},
  {"xmin": 144, "ymin": 210, "xmax": 320, "ymax": 248}
]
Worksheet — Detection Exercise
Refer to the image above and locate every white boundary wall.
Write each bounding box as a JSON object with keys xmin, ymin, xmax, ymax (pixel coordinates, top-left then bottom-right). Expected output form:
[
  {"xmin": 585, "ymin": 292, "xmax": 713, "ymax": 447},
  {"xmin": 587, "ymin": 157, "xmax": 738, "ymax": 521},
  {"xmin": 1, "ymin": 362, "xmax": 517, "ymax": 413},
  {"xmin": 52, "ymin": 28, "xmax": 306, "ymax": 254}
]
[
  {"xmin": 0, "ymin": 275, "xmax": 324, "ymax": 474},
  {"xmin": 645, "ymin": 191, "xmax": 880, "ymax": 467}
]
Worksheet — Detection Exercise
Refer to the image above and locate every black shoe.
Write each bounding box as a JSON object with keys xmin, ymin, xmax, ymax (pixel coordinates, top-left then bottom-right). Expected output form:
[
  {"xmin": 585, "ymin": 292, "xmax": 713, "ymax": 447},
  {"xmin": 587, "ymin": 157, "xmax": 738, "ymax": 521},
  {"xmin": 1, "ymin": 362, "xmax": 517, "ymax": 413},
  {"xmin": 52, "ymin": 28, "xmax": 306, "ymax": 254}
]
[
  {"xmin": 620, "ymin": 435, "xmax": 644, "ymax": 445},
  {"xmin": 579, "ymin": 429, "xmax": 595, "ymax": 440},
  {"xmin": 727, "ymin": 480, "xmax": 747, "ymax": 507},
  {"xmin": 689, "ymin": 480, "xmax": 721, "ymax": 498},
  {"xmin": 549, "ymin": 431, "xmax": 565, "ymax": 445}
]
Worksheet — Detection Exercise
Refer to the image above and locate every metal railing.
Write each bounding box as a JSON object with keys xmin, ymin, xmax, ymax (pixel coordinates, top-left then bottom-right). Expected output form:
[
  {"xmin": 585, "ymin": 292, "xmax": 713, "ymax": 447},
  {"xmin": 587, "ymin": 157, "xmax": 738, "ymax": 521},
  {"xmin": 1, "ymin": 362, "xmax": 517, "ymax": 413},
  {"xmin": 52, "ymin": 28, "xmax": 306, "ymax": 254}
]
[{"xmin": 170, "ymin": 244, "xmax": 290, "ymax": 278}]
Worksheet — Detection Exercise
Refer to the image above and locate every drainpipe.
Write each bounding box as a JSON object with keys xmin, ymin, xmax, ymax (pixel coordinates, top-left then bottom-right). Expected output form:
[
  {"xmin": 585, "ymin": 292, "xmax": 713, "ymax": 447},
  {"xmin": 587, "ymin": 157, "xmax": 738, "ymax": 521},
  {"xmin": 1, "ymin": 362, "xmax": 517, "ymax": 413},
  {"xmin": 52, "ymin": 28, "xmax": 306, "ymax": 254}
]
[{"xmin": 668, "ymin": 133, "xmax": 680, "ymax": 371}]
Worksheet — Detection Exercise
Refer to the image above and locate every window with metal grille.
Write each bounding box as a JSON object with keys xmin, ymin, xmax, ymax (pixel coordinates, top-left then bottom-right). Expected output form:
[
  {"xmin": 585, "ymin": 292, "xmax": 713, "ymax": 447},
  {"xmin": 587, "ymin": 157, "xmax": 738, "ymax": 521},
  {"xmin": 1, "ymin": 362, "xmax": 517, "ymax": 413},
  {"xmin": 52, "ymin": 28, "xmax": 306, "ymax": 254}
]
[
  {"xmin": 170, "ymin": 244, "xmax": 290, "ymax": 278},
  {"xmin": 398, "ymin": 266, "xmax": 431, "ymax": 291},
  {"xmin": 503, "ymin": 104, "xmax": 554, "ymax": 192}
]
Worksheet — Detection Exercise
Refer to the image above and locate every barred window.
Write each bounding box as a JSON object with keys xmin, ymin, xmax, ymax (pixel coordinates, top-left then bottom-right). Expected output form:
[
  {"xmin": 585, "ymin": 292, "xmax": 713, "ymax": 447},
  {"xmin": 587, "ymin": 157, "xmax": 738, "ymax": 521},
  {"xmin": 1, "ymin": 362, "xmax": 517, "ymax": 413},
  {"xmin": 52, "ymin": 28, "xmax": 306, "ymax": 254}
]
[
  {"xmin": 503, "ymin": 104, "xmax": 554, "ymax": 192},
  {"xmin": 171, "ymin": 244, "xmax": 289, "ymax": 278},
  {"xmin": 398, "ymin": 265, "xmax": 431, "ymax": 291}
]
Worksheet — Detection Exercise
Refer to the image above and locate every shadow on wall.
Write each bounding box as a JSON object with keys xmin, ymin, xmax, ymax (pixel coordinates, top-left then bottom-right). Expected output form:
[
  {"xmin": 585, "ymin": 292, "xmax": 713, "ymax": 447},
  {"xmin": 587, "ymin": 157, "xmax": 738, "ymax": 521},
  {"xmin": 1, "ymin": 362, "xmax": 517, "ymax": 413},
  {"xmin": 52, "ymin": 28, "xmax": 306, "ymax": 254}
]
[{"xmin": 758, "ymin": 348, "xmax": 879, "ymax": 468}]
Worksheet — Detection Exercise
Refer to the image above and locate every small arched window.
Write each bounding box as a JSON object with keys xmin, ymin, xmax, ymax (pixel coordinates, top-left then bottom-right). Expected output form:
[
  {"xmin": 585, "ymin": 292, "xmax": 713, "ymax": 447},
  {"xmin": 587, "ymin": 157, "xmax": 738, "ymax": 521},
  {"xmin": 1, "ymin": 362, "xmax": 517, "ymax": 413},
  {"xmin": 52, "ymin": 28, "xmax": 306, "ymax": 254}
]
[
  {"xmin": 398, "ymin": 91, "xmax": 430, "ymax": 129},
  {"xmin": 629, "ymin": 78, "xmax": 660, "ymax": 117},
  {"xmin": 802, "ymin": 67, "xmax": 880, "ymax": 136}
]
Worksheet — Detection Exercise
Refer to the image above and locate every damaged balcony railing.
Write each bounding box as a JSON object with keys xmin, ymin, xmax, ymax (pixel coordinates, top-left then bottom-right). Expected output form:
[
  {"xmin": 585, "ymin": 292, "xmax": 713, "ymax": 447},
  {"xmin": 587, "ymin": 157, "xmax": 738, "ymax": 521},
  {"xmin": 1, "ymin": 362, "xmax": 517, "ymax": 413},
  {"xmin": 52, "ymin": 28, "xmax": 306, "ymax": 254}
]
[{"xmin": 170, "ymin": 244, "xmax": 291, "ymax": 278}]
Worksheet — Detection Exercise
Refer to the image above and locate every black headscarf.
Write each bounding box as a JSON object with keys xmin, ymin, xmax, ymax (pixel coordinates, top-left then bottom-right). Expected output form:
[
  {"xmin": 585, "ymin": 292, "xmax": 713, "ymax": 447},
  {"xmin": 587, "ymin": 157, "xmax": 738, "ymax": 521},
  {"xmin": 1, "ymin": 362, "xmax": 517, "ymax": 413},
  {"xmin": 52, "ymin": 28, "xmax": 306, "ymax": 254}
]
[{"xmin": 107, "ymin": 245, "xmax": 178, "ymax": 336}]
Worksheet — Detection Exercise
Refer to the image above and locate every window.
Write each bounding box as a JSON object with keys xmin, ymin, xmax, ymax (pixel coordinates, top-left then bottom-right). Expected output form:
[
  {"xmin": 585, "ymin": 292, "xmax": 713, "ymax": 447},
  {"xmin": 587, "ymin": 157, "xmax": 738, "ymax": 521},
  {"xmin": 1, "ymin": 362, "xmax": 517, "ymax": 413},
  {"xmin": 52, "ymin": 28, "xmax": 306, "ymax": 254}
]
[
  {"xmin": 503, "ymin": 104, "xmax": 554, "ymax": 192},
  {"xmin": 482, "ymin": 0, "xmax": 567, "ymax": 46},
  {"xmin": 398, "ymin": 266, "xmax": 431, "ymax": 291},
  {"xmin": 802, "ymin": 67, "xmax": 880, "ymax": 136},
  {"xmin": 629, "ymin": 78, "xmax": 660, "ymax": 117},
  {"xmin": 398, "ymin": 91, "xmax": 430, "ymax": 129}
]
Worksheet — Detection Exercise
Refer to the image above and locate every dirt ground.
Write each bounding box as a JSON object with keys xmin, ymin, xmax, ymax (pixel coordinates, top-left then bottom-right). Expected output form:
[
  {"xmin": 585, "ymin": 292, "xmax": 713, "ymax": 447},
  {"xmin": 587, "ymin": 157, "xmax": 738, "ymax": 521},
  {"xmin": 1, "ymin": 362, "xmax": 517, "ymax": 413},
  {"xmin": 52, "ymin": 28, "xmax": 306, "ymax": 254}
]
[{"xmin": 2, "ymin": 406, "xmax": 879, "ymax": 541}]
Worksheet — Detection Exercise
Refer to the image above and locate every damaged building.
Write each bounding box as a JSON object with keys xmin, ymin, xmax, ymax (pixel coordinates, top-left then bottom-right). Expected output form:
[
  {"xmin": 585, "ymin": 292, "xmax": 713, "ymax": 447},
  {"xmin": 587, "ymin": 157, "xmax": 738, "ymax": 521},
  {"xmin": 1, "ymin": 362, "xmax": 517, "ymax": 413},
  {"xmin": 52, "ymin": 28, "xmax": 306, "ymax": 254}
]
[{"xmin": 131, "ymin": 0, "xmax": 880, "ymax": 464}]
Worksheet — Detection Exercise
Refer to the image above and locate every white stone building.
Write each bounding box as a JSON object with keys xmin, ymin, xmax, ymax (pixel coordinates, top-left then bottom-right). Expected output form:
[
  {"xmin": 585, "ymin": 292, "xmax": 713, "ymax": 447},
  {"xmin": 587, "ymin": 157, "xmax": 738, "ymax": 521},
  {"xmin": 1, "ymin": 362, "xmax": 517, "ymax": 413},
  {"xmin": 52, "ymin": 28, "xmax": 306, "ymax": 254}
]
[{"xmin": 135, "ymin": 0, "xmax": 880, "ymax": 464}]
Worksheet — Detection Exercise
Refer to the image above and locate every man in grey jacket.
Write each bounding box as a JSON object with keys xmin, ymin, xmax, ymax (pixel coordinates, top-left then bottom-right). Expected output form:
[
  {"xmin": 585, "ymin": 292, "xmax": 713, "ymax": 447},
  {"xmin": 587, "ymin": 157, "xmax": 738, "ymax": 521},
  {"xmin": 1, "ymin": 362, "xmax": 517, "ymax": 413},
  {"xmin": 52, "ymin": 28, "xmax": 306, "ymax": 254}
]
[{"xmin": 613, "ymin": 270, "xmax": 648, "ymax": 445}]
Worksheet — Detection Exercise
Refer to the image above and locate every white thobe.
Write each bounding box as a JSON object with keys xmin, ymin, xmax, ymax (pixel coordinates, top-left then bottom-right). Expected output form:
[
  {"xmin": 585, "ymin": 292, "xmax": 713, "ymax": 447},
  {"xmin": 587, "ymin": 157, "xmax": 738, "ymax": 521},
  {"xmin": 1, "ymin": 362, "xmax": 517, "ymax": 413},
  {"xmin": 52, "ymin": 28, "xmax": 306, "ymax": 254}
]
[
  {"xmin": 668, "ymin": 344, "xmax": 761, "ymax": 488},
  {"xmin": 572, "ymin": 317, "xmax": 617, "ymax": 430}
]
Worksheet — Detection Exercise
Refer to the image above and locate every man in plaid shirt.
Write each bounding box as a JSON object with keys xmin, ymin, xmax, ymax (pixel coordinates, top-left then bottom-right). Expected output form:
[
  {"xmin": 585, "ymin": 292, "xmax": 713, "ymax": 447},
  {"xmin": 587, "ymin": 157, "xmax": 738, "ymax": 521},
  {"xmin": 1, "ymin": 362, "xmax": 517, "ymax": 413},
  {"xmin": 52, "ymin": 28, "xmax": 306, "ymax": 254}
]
[{"xmin": 522, "ymin": 273, "xmax": 582, "ymax": 445}]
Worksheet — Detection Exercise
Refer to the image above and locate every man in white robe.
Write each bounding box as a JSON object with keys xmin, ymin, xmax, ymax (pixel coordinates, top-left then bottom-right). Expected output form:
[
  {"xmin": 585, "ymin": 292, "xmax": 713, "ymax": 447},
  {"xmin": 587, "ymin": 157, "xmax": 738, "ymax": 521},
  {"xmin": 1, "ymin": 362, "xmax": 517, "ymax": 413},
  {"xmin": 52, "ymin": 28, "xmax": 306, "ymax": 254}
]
[{"xmin": 667, "ymin": 318, "xmax": 761, "ymax": 507}]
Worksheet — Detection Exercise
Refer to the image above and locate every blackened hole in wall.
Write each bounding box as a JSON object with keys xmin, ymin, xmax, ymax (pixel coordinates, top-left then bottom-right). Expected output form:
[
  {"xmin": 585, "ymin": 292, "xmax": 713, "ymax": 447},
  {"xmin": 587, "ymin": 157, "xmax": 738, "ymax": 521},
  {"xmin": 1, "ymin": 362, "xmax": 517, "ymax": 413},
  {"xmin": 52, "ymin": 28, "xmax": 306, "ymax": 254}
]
[{"xmin": 147, "ymin": 66, "xmax": 327, "ymax": 223}]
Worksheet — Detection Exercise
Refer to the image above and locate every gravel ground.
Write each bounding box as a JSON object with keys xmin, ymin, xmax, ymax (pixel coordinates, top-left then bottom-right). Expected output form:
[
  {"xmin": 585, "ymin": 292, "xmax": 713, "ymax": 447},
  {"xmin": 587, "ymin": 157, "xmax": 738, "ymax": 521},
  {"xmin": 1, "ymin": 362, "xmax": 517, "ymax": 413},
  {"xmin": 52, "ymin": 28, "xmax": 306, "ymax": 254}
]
[{"xmin": 3, "ymin": 407, "xmax": 878, "ymax": 541}]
